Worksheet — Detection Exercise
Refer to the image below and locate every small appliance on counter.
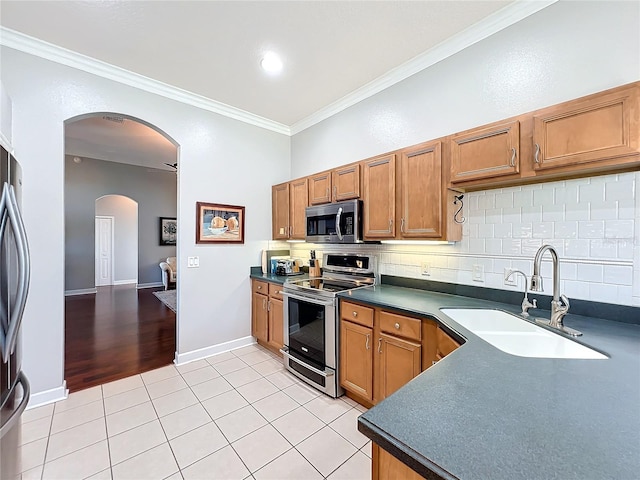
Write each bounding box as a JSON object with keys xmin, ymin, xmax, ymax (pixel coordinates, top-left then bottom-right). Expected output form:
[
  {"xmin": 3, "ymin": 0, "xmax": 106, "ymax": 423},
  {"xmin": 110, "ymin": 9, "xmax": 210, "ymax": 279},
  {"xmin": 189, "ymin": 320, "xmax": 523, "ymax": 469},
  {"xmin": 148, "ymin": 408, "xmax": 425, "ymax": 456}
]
[
  {"xmin": 275, "ymin": 258, "xmax": 303, "ymax": 276},
  {"xmin": 261, "ymin": 249, "xmax": 290, "ymax": 274}
]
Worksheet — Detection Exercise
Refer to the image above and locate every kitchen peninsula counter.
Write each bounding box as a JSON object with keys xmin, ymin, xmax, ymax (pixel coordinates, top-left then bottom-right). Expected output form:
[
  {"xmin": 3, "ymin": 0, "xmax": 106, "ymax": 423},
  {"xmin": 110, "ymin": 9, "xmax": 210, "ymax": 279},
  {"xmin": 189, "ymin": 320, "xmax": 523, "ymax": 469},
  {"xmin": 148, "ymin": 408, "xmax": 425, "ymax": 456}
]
[{"xmin": 340, "ymin": 284, "xmax": 640, "ymax": 480}]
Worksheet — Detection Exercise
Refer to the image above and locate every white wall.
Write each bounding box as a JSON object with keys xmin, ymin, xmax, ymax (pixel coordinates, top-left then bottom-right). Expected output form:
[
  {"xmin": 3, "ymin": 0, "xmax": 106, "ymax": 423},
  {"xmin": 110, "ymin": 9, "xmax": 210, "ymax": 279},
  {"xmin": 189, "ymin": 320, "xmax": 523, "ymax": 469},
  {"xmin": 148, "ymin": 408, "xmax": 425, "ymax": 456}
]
[
  {"xmin": 0, "ymin": 81, "xmax": 11, "ymax": 149},
  {"xmin": 290, "ymin": 1, "xmax": 640, "ymax": 307},
  {"xmin": 1, "ymin": 49, "xmax": 290, "ymax": 398},
  {"xmin": 96, "ymin": 195, "xmax": 138, "ymax": 284}
]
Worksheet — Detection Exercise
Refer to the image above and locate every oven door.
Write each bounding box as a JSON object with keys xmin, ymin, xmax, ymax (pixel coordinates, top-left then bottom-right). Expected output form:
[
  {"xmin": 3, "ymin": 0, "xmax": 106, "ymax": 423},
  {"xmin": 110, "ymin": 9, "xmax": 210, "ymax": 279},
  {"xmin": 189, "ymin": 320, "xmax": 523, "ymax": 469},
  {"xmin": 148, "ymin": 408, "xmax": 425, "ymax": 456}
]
[{"xmin": 282, "ymin": 290, "xmax": 339, "ymax": 396}]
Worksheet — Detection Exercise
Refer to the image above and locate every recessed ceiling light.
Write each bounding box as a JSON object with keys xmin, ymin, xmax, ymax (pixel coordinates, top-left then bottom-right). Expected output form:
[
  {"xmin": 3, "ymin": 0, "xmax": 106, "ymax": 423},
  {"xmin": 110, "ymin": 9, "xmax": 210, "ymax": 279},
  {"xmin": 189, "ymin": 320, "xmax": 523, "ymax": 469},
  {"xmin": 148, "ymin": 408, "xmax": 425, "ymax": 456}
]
[{"xmin": 261, "ymin": 52, "xmax": 283, "ymax": 74}]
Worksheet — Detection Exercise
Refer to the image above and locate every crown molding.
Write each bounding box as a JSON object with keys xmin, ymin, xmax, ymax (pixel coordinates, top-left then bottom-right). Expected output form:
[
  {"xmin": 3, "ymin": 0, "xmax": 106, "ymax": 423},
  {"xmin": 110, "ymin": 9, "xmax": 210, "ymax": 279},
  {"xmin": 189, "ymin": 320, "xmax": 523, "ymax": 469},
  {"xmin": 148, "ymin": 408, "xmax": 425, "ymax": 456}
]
[
  {"xmin": 0, "ymin": 27, "xmax": 291, "ymax": 136},
  {"xmin": 289, "ymin": 0, "xmax": 558, "ymax": 135}
]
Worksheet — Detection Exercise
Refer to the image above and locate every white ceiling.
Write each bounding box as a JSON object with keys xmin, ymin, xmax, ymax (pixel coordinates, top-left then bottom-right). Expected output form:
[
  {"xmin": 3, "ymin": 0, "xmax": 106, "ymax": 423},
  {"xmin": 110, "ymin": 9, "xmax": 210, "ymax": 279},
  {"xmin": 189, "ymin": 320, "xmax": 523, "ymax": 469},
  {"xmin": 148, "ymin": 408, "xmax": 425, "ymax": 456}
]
[{"xmin": 1, "ymin": 0, "xmax": 557, "ymax": 169}]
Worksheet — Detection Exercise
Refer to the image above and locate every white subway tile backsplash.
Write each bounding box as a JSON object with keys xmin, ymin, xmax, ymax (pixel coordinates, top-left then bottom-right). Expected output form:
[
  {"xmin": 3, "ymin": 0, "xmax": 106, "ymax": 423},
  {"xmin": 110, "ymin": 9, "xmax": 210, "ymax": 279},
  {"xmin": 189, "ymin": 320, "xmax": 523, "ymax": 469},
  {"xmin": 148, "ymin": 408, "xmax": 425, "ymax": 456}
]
[
  {"xmin": 521, "ymin": 206, "xmax": 543, "ymax": 223},
  {"xmin": 289, "ymin": 173, "xmax": 637, "ymax": 308},
  {"xmin": 590, "ymin": 239, "xmax": 617, "ymax": 259},
  {"xmin": 605, "ymin": 220, "xmax": 634, "ymax": 239},
  {"xmin": 577, "ymin": 264, "xmax": 603, "ymax": 283},
  {"xmin": 564, "ymin": 239, "xmax": 590, "ymax": 258},
  {"xmin": 533, "ymin": 188, "xmax": 554, "ymax": 207},
  {"xmin": 578, "ymin": 221, "xmax": 605, "ymax": 239},
  {"xmin": 532, "ymin": 222, "xmax": 553, "ymax": 239},
  {"xmin": 603, "ymin": 265, "xmax": 633, "ymax": 286},
  {"xmin": 605, "ymin": 177, "xmax": 635, "ymax": 202},
  {"xmin": 554, "ymin": 221, "xmax": 578, "ymax": 239},
  {"xmin": 579, "ymin": 181, "xmax": 605, "ymax": 203},
  {"xmin": 513, "ymin": 189, "xmax": 533, "ymax": 208}
]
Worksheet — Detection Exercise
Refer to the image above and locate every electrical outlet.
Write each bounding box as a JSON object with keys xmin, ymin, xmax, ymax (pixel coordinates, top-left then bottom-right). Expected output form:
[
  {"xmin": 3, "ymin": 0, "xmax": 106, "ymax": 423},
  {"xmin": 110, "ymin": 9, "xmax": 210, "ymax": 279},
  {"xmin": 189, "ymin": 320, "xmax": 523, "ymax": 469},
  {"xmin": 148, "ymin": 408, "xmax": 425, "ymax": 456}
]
[
  {"xmin": 421, "ymin": 262, "xmax": 431, "ymax": 276},
  {"xmin": 504, "ymin": 268, "xmax": 517, "ymax": 286},
  {"xmin": 472, "ymin": 264, "xmax": 484, "ymax": 282},
  {"xmin": 187, "ymin": 256, "xmax": 200, "ymax": 268}
]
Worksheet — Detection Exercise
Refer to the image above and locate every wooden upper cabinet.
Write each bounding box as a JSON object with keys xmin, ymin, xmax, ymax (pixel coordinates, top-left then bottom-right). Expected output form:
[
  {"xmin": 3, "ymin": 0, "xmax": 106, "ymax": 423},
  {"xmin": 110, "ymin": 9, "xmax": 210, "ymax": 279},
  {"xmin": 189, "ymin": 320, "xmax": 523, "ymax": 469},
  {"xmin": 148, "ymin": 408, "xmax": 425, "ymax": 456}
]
[
  {"xmin": 450, "ymin": 120, "xmax": 520, "ymax": 183},
  {"xmin": 398, "ymin": 141, "xmax": 443, "ymax": 239},
  {"xmin": 532, "ymin": 83, "xmax": 640, "ymax": 172},
  {"xmin": 363, "ymin": 154, "xmax": 396, "ymax": 239},
  {"xmin": 271, "ymin": 182, "xmax": 290, "ymax": 240},
  {"xmin": 309, "ymin": 171, "xmax": 332, "ymax": 205},
  {"xmin": 289, "ymin": 178, "xmax": 308, "ymax": 239},
  {"xmin": 333, "ymin": 163, "xmax": 361, "ymax": 202}
]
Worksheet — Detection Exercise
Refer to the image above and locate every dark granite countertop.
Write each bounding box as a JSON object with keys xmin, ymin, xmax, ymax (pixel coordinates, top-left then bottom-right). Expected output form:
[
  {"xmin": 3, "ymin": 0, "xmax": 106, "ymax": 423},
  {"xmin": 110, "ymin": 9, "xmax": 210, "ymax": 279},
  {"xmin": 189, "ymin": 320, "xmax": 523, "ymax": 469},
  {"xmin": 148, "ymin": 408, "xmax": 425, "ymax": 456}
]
[
  {"xmin": 341, "ymin": 285, "xmax": 640, "ymax": 480},
  {"xmin": 250, "ymin": 267, "xmax": 310, "ymax": 284}
]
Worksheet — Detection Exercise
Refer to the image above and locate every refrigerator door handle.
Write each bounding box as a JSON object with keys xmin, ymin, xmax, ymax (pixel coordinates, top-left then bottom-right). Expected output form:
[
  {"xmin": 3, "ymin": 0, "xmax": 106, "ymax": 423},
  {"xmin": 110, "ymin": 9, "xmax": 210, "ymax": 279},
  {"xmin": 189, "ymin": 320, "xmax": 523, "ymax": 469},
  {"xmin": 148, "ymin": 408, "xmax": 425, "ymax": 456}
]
[
  {"xmin": 0, "ymin": 183, "xmax": 9, "ymax": 353},
  {"xmin": 0, "ymin": 371, "xmax": 30, "ymax": 439},
  {"xmin": 1, "ymin": 182, "xmax": 30, "ymax": 363}
]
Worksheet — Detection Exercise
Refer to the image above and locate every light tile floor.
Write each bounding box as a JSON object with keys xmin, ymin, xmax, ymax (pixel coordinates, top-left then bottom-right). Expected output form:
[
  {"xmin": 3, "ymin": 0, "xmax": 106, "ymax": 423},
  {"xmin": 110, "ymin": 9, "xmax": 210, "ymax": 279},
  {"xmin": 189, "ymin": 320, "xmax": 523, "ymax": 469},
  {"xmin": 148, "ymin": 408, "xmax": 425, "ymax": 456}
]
[{"xmin": 19, "ymin": 344, "xmax": 372, "ymax": 480}]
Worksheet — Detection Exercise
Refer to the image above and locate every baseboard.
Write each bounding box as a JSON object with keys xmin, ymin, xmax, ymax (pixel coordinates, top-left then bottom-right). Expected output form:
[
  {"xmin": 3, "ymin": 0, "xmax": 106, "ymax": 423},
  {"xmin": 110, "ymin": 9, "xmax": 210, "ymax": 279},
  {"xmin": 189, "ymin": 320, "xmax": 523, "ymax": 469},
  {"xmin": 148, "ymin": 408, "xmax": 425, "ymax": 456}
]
[
  {"xmin": 113, "ymin": 279, "xmax": 137, "ymax": 286},
  {"xmin": 175, "ymin": 336, "xmax": 256, "ymax": 365},
  {"xmin": 27, "ymin": 381, "xmax": 69, "ymax": 409},
  {"xmin": 137, "ymin": 282, "xmax": 164, "ymax": 289},
  {"xmin": 64, "ymin": 288, "xmax": 97, "ymax": 296}
]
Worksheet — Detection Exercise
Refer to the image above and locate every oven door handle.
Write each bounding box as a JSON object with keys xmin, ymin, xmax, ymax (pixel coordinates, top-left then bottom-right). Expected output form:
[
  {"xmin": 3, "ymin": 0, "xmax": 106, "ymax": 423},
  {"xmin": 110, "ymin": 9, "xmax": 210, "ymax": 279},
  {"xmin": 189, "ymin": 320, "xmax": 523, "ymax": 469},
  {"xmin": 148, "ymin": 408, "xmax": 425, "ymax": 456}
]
[
  {"xmin": 281, "ymin": 290, "xmax": 335, "ymax": 306},
  {"xmin": 280, "ymin": 348, "xmax": 334, "ymax": 378}
]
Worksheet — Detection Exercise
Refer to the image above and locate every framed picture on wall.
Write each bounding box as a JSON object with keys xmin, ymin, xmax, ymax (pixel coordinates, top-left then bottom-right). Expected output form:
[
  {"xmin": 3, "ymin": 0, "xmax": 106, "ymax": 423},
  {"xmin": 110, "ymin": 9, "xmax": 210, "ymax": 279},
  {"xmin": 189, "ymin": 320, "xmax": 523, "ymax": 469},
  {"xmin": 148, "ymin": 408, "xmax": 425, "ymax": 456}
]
[
  {"xmin": 196, "ymin": 202, "xmax": 245, "ymax": 244},
  {"xmin": 159, "ymin": 217, "xmax": 177, "ymax": 245}
]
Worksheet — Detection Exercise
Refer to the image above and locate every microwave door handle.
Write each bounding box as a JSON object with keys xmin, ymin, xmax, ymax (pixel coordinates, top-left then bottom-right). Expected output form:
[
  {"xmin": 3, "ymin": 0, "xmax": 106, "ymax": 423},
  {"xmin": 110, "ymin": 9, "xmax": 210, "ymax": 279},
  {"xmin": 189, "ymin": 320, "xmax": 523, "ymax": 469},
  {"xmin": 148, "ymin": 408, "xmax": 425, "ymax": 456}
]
[
  {"xmin": 3, "ymin": 183, "xmax": 30, "ymax": 363},
  {"xmin": 335, "ymin": 207, "xmax": 343, "ymax": 240}
]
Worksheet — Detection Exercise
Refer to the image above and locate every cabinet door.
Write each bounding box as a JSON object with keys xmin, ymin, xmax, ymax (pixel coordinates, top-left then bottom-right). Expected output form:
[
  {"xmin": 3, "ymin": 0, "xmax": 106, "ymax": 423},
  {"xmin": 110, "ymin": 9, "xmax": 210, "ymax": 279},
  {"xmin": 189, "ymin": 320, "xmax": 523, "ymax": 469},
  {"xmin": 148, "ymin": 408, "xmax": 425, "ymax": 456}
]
[
  {"xmin": 373, "ymin": 444, "xmax": 425, "ymax": 480},
  {"xmin": 309, "ymin": 171, "xmax": 332, "ymax": 205},
  {"xmin": 377, "ymin": 334, "xmax": 421, "ymax": 401},
  {"xmin": 332, "ymin": 164, "xmax": 360, "ymax": 201},
  {"xmin": 252, "ymin": 292, "xmax": 268, "ymax": 343},
  {"xmin": 272, "ymin": 183, "xmax": 290, "ymax": 240},
  {"xmin": 533, "ymin": 84, "xmax": 639, "ymax": 171},
  {"xmin": 399, "ymin": 141, "xmax": 443, "ymax": 238},
  {"xmin": 363, "ymin": 154, "xmax": 396, "ymax": 238},
  {"xmin": 268, "ymin": 297, "xmax": 284, "ymax": 351},
  {"xmin": 289, "ymin": 178, "xmax": 308, "ymax": 239},
  {"xmin": 450, "ymin": 120, "xmax": 520, "ymax": 182},
  {"xmin": 340, "ymin": 320, "xmax": 374, "ymax": 402}
]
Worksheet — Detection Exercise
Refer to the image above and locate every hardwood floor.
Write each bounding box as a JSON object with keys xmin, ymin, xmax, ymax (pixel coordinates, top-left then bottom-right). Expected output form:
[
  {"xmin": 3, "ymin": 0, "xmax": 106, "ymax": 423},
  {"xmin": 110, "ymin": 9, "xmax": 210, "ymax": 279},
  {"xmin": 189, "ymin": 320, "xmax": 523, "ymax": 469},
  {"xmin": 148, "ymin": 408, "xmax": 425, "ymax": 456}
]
[{"xmin": 65, "ymin": 285, "xmax": 176, "ymax": 393}]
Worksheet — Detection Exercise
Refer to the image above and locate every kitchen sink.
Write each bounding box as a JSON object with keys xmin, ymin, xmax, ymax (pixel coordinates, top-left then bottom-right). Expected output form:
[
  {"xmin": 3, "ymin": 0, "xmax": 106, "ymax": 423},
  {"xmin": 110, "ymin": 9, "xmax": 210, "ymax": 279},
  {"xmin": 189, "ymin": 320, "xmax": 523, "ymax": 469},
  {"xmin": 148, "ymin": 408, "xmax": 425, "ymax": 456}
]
[{"xmin": 440, "ymin": 309, "xmax": 607, "ymax": 360}]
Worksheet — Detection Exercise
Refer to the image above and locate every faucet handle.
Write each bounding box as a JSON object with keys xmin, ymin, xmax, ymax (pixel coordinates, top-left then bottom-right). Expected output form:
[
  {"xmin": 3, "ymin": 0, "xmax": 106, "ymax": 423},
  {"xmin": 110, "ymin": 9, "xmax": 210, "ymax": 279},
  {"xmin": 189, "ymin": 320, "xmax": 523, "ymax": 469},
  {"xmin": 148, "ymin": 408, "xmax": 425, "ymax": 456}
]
[{"xmin": 559, "ymin": 294, "xmax": 570, "ymax": 313}]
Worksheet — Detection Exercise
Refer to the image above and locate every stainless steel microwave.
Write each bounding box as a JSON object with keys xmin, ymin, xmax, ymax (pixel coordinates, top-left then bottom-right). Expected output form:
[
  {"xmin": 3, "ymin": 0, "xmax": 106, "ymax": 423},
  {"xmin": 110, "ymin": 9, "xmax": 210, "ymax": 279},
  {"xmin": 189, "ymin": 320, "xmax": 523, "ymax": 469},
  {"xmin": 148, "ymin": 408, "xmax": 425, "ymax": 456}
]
[{"xmin": 305, "ymin": 199, "xmax": 363, "ymax": 243}]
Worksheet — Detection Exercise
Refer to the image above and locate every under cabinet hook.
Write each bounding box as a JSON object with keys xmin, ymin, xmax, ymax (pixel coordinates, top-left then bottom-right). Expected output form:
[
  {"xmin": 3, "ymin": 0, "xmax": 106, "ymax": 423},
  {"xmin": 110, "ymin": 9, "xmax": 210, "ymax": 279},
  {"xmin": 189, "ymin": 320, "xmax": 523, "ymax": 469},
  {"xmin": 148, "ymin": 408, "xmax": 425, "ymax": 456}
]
[{"xmin": 453, "ymin": 194, "xmax": 466, "ymax": 224}]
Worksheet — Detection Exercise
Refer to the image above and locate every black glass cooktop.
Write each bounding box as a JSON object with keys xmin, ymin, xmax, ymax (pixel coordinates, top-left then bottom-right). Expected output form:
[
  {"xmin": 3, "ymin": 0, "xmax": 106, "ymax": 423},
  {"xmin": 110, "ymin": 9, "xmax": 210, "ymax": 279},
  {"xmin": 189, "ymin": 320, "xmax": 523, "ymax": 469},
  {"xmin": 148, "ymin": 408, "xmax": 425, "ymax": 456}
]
[{"xmin": 287, "ymin": 279, "xmax": 355, "ymax": 293}]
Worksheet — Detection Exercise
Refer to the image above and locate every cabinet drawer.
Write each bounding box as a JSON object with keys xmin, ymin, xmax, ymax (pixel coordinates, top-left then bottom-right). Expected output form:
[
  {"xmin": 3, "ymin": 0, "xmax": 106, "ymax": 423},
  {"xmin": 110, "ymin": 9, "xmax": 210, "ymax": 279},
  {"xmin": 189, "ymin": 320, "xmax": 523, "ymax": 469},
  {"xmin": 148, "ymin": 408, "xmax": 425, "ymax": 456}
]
[
  {"xmin": 252, "ymin": 280, "xmax": 269, "ymax": 295},
  {"xmin": 437, "ymin": 328, "xmax": 460, "ymax": 358},
  {"xmin": 380, "ymin": 311, "xmax": 421, "ymax": 342},
  {"xmin": 268, "ymin": 282, "xmax": 283, "ymax": 300},
  {"xmin": 341, "ymin": 301, "xmax": 374, "ymax": 328}
]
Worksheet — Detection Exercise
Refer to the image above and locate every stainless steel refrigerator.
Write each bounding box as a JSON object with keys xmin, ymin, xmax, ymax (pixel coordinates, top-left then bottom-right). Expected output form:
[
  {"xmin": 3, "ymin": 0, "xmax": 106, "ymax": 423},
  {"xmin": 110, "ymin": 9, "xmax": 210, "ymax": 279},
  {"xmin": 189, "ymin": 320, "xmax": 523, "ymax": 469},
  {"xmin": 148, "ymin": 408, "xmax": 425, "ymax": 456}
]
[{"xmin": 0, "ymin": 145, "xmax": 30, "ymax": 478}]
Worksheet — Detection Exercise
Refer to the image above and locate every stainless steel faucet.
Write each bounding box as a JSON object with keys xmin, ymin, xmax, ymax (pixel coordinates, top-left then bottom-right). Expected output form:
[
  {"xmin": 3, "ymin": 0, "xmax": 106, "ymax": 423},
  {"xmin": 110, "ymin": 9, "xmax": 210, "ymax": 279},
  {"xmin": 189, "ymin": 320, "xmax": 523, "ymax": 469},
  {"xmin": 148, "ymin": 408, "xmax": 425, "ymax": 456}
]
[
  {"xmin": 530, "ymin": 244, "xmax": 581, "ymax": 337},
  {"xmin": 506, "ymin": 270, "xmax": 536, "ymax": 316}
]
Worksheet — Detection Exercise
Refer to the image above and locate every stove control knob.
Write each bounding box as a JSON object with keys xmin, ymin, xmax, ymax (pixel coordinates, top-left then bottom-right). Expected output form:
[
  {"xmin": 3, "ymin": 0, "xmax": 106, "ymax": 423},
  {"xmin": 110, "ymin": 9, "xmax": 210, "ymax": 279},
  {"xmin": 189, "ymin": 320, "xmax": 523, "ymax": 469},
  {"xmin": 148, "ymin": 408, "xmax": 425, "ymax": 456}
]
[
  {"xmin": 352, "ymin": 311, "xmax": 358, "ymax": 318},
  {"xmin": 394, "ymin": 322, "xmax": 400, "ymax": 330}
]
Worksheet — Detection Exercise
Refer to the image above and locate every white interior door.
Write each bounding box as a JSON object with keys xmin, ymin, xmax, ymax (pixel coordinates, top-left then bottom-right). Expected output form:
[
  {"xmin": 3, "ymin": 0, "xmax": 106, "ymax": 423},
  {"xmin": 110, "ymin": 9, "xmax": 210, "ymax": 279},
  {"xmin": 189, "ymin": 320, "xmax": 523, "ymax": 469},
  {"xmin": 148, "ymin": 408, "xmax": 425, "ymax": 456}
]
[{"xmin": 95, "ymin": 216, "xmax": 114, "ymax": 286}]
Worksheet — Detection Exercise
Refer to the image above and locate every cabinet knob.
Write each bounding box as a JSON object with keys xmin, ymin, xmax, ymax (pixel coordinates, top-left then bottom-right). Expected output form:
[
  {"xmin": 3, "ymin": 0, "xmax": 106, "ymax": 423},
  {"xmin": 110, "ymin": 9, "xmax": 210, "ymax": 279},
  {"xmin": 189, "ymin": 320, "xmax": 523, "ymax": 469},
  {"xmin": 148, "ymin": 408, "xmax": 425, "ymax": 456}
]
[
  {"xmin": 257, "ymin": 285, "xmax": 262, "ymax": 290},
  {"xmin": 394, "ymin": 322, "xmax": 400, "ymax": 330},
  {"xmin": 352, "ymin": 311, "xmax": 358, "ymax": 317}
]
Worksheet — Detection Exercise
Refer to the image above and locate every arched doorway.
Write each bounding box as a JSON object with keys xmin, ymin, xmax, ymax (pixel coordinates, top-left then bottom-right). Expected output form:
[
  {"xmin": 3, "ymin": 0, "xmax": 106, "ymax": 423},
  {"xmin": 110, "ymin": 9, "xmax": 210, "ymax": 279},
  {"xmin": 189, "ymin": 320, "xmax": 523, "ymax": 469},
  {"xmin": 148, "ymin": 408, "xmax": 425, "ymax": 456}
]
[{"xmin": 64, "ymin": 112, "xmax": 179, "ymax": 392}]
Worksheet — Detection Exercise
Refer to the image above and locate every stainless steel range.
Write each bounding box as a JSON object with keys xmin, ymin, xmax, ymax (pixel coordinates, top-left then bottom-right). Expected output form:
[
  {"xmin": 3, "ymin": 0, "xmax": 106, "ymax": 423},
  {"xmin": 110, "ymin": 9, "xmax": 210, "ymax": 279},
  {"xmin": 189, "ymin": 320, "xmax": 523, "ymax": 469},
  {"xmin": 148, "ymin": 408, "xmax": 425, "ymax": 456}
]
[{"xmin": 281, "ymin": 253, "xmax": 376, "ymax": 397}]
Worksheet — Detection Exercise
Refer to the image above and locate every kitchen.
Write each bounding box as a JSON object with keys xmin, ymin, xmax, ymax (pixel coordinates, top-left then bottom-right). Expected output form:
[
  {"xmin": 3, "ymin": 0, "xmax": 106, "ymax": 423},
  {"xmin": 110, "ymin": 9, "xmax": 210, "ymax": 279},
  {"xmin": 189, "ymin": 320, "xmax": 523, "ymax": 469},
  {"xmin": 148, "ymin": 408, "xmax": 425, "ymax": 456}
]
[{"xmin": 1, "ymin": 0, "xmax": 639, "ymax": 478}]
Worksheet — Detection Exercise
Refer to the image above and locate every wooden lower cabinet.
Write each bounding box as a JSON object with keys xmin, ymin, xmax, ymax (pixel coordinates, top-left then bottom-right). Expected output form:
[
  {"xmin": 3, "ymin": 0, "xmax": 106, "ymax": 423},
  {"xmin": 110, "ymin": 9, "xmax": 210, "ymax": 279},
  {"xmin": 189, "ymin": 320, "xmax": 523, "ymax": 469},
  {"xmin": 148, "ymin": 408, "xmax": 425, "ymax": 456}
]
[
  {"xmin": 251, "ymin": 291, "xmax": 268, "ymax": 343},
  {"xmin": 267, "ymin": 297, "xmax": 284, "ymax": 351},
  {"xmin": 377, "ymin": 333, "xmax": 421, "ymax": 401},
  {"xmin": 373, "ymin": 443, "xmax": 425, "ymax": 480},
  {"xmin": 339, "ymin": 299, "xmax": 462, "ymax": 407},
  {"xmin": 340, "ymin": 320, "xmax": 374, "ymax": 401}
]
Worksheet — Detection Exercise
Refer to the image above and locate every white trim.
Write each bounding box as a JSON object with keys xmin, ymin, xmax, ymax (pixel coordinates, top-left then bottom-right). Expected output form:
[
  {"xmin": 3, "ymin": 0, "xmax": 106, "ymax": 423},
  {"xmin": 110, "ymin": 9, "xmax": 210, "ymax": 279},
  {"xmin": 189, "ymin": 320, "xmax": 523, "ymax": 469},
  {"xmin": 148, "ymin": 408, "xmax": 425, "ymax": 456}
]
[
  {"xmin": 26, "ymin": 381, "xmax": 68, "ymax": 409},
  {"xmin": 137, "ymin": 282, "xmax": 164, "ymax": 289},
  {"xmin": 289, "ymin": 0, "xmax": 558, "ymax": 134},
  {"xmin": 0, "ymin": 131, "xmax": 12, "ymax": 152},
  {"xmin": 64, "ymin": 288, "xmax": 97, "ymax": 296},
  {"xmin": 112, "ymin": 279, "xmax": 137, "ymax": 286},
  {"xmin": 0, "ymin": 27, "xmax": 290, "ymax": 136},
  {"xmin": 174, "ymin": 336, "xmax": 256, "ymax": 366},
  {"xmin": 0, "ymin": 1, "xmax": 554, "ymax": 137}
]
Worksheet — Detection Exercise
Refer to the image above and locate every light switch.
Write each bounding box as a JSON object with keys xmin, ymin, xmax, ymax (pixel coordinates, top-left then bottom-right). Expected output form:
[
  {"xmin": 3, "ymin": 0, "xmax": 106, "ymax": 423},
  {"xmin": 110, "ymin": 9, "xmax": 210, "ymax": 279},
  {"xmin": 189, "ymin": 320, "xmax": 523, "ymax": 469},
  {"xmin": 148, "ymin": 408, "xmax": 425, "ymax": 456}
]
[
  {"xmin": 187, "ymin": 256, "xmax": 200, "ymax": 268},
  {"xmin": 472, "ymin": 264, "xmax": 484, "ymax": 282}
]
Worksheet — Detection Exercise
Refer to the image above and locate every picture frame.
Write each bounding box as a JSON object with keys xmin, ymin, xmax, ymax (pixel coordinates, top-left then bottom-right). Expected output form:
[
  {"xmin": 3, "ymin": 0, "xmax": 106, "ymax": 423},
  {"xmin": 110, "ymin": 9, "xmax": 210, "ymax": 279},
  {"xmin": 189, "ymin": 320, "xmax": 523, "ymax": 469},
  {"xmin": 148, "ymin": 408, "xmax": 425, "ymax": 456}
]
[
  {"xmin": 159, "ymin": 217, "xmax": 177, "ymax": 246},
  {"xmin": 196, "ymin": 202, "xmax": 245, "ymax": 244}
]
